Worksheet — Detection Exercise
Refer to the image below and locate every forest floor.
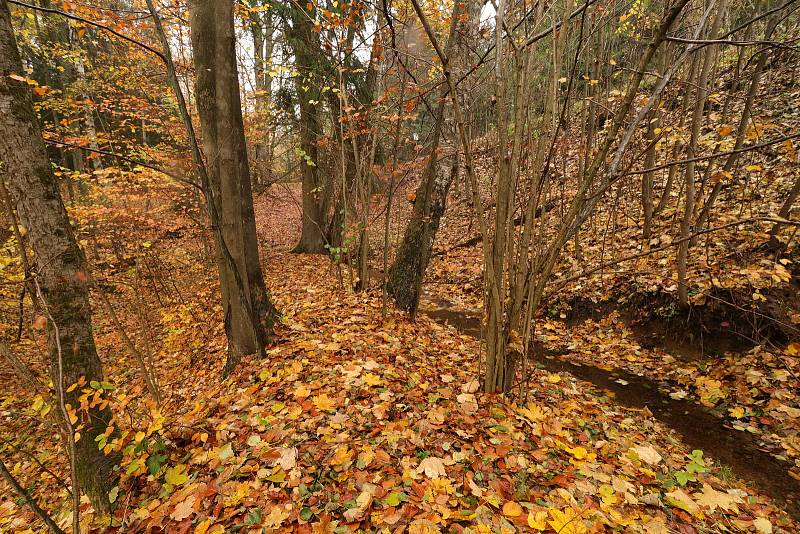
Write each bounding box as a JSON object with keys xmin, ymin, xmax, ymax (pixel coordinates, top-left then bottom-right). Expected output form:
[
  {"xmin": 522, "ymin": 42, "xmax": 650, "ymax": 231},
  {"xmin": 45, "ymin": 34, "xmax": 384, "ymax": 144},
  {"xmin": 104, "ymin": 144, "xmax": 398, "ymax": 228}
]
[{"xmin": 1, "ymin": 171, "xmax": 798, "ymax": 533}]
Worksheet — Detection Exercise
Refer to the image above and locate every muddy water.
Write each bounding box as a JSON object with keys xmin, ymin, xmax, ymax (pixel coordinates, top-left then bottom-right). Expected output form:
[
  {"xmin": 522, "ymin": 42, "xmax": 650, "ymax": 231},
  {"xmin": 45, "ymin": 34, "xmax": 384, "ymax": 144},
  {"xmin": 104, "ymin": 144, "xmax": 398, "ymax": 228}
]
[{"xmin": 420, "ymin": 298, "xmax": 800, "ymax": 520}]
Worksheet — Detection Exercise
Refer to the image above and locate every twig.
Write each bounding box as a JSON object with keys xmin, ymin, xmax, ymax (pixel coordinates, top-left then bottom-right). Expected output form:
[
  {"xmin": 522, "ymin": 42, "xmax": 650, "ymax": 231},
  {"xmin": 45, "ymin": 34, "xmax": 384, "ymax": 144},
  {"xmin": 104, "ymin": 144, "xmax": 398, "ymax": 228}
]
[
  {"xmin": 41, "ymin": 135, "xmax": 200, "ymax": 190},
  {"xmin": 7, "ymin": 0, "xmax": 167, "ymax": 62},
  {"xmin": 0, "ymin": 436, "xmax": 72, "ymax": 495},
  {"xmin": 0, "ymin": 458, "xmax": 66, "ymax": 534},
  {"xmin": 621, "ymin": 132, "xmax": 800, "ymax": 177},
  {"xmin": 33, "ymin": 278, "xmax": 80, "ymax": 534},
  {"xmin": 552, "ymin": 217, "xmax": 798, "ymax": 290}
]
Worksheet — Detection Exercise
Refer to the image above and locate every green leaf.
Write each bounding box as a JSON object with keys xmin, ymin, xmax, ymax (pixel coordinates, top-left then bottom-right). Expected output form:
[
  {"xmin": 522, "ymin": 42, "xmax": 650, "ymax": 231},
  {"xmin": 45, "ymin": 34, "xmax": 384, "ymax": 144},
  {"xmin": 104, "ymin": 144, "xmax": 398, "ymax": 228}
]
[
  {"xmin": 385, "ymin": 492, "xmax": 404, "ymax": 507},
  {"xmin": 245, "ymin": 507, "xmax": 262, "ymax": 526},
  {"xmin": 299, "ymin": 507, "xmax": 313, "ymax": 521},
  {"xmin": 147, "ymin": 454, "xmax": 166, "ymax": 476},
  {"xmin": 675, "ymin": 470, "xmax": 694, "ymax": 486},
  {"xmin": 266, "ymin": 469, "xmax": 286, "ymax": 483},
  {"xmin": 126, "ymin": 459, "xmax": 140, "ymax": 475}
]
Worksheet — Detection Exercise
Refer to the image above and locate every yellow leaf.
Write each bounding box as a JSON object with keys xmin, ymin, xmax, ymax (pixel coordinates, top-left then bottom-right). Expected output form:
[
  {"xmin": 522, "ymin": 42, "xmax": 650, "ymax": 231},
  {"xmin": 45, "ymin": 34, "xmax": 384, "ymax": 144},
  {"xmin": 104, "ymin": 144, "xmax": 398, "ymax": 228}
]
[
  {"xmin": 527, "ymin": 510, "xmax": 548, "ymax": 530},
  {"xmin": 331, "ymin": 445, "xmax": 353, "ymax": 467},
  {"xmin": 293, "ymin": 384, "xmax": 311, "ymax": 398},
  {"xmin": 194, "ymin": 519, "xmax": 212, "ymax": 534},
  {"xmin": 165, "ymin": 464, "xmax": 189, "ymax": 486},
  {"xmin": 570, "ymin": 446, "xmax": 588, "ymax": 460},
  {"xmin": 502, "ymin": 501, "xmax": 522, "ymax": 517},
  {"xmin": 518, "ymin": 403, "xmax": 546, "ymax": 422},
  {"xmin": 313, "ymin": 393, "xmax": 335, "ymax": 411},
  {"xmin": 598, "ymin": 484, "xmax": 617, "ymax": 507},
  {"xmin": 693, "ymin": 483, "xmax": 741, "ymax": 513},
  {"xmin": 729, "ymin": 406, "xmax": 745, "ymax": 419},
  {"xmin": 753, "ymin": 517, "xmax": 773, "ymax": 534},
  {"xmin": 546, "ymin": 374, "xmax": 562, "ymax": 383},
  {"xmin": 665, "ymin": 488, "xmax": 703, "ymax": 518},
  {"xmin": 363, "ymin": 373, "xmax": 382, "ymax": 387},
  {"xmin": 548, "ymin": 508, "xmax": 587, "ymax": 534}
]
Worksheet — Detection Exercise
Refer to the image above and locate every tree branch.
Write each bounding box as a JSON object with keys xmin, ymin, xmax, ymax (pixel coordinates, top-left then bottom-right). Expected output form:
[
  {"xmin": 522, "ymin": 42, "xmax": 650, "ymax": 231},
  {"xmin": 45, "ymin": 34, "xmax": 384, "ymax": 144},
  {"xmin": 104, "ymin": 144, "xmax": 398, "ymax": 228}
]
[
  {"xmin": 8, "ymin": 0, "xmax": 167, "ymax": 63},
  {"xmin": 42, "ymin": 135, "xmax": 201, "ymax": 189},
  {"xmin": 0, "ymin": 459, "xmax": 66, "ymax": 534}
]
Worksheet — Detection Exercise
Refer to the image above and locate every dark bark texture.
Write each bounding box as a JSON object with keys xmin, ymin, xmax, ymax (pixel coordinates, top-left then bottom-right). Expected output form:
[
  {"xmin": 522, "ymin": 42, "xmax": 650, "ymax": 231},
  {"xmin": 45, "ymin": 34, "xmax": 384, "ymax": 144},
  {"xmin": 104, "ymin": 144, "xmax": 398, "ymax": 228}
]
[
  {"xmin": 387, "ymin": 0, "xmax": 478, "ymax": 314},
  {"xmin": 286, "ymin": 6, "xmax": 329, "ymax": 253},
  {"xmin": 0, "ymin": 0, "xmax": 118, "ymax": 511},
  {"xmin": 388, "ymin": 157, "xmax": 455, "ymax": 313}
]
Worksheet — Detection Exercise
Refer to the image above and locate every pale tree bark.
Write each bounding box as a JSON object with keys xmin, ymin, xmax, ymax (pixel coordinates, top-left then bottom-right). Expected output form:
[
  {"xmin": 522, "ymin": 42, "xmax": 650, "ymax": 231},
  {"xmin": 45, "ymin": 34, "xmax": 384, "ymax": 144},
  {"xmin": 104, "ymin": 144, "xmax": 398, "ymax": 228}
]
[
  {"xmin": 678, "ymin": 3, "xmax": 721, "ymax": 306},
  {"xmin": 0, "ymin": 0, "xmax": 118, "ymax": 512},
  {"xmin": 694, "ymin": 11, "xmax": 780, "ymax": 232},
  {"xmin": 249, "ymin": 2, "xmax": 275, "ymax": 186},
  {"xmin": 189, "ymin": 0, "xmax": 279, "ymax": 372}
]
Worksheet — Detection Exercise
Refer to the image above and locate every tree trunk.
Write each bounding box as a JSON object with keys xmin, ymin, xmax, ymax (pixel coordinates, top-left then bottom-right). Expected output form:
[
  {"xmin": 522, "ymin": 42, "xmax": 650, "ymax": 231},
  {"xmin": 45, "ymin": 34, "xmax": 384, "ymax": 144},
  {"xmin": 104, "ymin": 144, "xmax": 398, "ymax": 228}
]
[
  {"xmin": 286, "ymin": 5, "xmax": 328, "ymax": 254},
  {"xmin": 694, "ymin": 12, "xmax": 779, "ymax": 232},
  {"xmin": 0, "ymin": 0, "xmax": 118, "ymax": 511},
  {"xmin": 250, "ymin": 5, "xmax": 275, "ymax": 187},
  {"xmin": 190, "ymin": 0, "xmax": 279, "ymax": 371},
  {"xmin": 388, "ymin": 152, "xmax": 455, "ymax": 313},
  {"xmin": 642, "ymin": 111, "xmax": 657, "ymax": 241},
  {"xmin": 678, "ymin": 6, "xmax": 720, "ymax": 307},
  {"xmin": 387, "ymin": 0, "xmax": 478, "ymax": 314}
]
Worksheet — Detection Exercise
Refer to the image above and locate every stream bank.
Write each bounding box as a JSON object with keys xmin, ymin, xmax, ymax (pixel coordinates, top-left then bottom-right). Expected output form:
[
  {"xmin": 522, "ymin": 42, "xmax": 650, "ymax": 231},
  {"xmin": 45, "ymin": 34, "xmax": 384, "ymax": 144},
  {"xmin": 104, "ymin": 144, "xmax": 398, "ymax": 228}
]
[{"xmin": 419, "ymin": 296, "xmax": 800, "ymax": 520}]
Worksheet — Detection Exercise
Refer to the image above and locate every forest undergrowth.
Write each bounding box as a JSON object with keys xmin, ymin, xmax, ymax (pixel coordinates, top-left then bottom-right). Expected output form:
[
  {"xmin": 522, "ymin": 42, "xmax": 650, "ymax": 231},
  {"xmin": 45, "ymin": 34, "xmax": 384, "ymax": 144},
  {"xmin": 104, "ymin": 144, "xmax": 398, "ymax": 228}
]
[{"xmin": 2, "ymin": 169, "xmax": 798, "ymax": 532}]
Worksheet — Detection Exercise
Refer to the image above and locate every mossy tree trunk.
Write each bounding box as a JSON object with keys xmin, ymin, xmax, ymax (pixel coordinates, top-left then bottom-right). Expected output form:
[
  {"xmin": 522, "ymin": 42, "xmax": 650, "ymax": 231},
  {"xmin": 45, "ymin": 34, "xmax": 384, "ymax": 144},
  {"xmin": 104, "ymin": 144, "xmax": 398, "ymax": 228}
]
[
  {"xmin": 387, "ymin": 0, "xmax": 478, "ymax": 315},
  {"xmin": 0, "ymin": 0, "xmax": 118, "ymax": 511},
  {"xmin": 285, "ymin": 4, "xmax": 329, "ymax": 254}
]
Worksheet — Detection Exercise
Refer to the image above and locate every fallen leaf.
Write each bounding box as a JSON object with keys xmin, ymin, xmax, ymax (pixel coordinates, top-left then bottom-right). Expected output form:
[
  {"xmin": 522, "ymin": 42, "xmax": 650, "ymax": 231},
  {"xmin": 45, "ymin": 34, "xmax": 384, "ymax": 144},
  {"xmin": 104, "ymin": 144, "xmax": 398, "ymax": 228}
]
[
  {"xmin": 313, "ymin": 393, "xmax": 336, "ymax": 411},
  {"xmin": 417, "ymin": 456, "xmax": 447, "ymax": 478},
  {"xmin": 753, "ymin": 517, "xmax": 773, "ymax": 534},
  {"xmin": 528, "ymin": 510, "xmax": 548, "ymax": 530},
  {"xmin": 630, "ymin": 445, "xmax": 662, "ymax": 465},
  {"xmin": 165, "ymin": 464, "xmax": 189, "ymax": 486},
  {"xmin": 170, "ymin": 494, "xmax": 195, "ymax": 521},
  {"xmin": 502, "ymin": 501, "xmax": 522, "ymax": 517}
]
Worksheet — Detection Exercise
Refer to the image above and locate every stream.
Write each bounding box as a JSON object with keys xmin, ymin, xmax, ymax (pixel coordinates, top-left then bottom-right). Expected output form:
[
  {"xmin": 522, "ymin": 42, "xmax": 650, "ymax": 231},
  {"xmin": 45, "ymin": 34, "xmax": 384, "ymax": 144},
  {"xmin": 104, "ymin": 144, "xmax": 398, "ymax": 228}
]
[{"xmin": 420, "ymin": 297, "xmax": 800, "ymax": 520}]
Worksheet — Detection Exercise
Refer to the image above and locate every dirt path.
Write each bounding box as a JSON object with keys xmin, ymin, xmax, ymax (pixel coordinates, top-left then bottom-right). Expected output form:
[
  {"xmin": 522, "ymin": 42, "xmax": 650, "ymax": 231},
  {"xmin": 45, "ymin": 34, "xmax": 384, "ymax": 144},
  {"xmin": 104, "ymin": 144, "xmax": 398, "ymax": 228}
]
[{"xmin": 420, "ymin": 296, "xmax": 800, "ymax": 520}]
